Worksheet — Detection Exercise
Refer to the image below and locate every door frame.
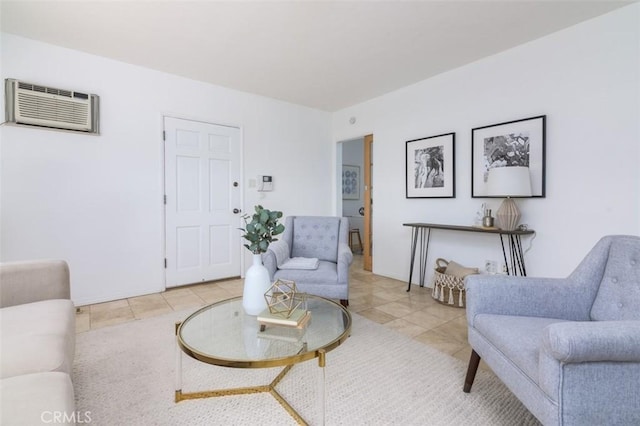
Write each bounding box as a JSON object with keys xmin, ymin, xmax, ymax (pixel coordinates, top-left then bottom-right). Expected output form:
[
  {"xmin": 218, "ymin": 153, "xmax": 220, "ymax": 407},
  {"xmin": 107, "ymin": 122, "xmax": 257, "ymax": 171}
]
[
  {"xmin": 363, "ymin": 134, "xmax": 373, "ymax": 271},
  {"xmin": 161, "ymin": 113, "xmax": 245, "ymax": 288},
  {"xmin": 336, "ymin": 134, "xmax": 373, "ymax": 272}
]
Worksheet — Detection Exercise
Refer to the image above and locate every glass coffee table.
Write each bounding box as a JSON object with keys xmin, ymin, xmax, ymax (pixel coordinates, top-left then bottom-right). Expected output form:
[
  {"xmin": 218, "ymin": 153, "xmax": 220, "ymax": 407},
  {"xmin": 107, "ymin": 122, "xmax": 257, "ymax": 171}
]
[{"xmin": 175, "ymin": 295, "xmax": 351, "ymax": 425}]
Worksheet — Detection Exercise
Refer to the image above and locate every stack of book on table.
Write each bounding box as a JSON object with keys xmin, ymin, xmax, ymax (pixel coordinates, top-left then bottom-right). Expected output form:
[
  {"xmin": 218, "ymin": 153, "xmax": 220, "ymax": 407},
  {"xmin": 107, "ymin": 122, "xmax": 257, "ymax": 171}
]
[
  {"xmin": 257, "ymin": 307, "xmax": 311, "ymax": 330},
  {"xmin": 257, "ymin": 323, "xmax": 306, "ymax": 343}
]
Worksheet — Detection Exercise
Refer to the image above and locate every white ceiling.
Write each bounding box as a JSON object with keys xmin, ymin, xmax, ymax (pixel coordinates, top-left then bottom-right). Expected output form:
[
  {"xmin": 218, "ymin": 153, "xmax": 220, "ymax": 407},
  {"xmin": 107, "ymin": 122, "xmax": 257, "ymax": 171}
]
[{"xmin": 1, "ymin": 1, "xmax": 634, "ymax": 111}]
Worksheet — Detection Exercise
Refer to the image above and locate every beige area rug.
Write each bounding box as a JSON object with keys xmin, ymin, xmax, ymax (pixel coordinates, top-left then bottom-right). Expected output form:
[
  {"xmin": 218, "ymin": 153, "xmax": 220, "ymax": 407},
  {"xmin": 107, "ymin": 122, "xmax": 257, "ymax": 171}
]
[{"xmin": 74, "ymin": 310, "xmax": 540, "ymax": 425}]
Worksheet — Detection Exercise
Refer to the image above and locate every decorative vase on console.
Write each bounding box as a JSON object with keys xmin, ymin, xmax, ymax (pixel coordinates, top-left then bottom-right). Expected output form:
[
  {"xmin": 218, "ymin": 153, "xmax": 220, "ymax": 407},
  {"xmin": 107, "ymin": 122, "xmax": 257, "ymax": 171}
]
[{"xmin": 239, "ymin": 205, "xmax": 285, "ymax": 315}]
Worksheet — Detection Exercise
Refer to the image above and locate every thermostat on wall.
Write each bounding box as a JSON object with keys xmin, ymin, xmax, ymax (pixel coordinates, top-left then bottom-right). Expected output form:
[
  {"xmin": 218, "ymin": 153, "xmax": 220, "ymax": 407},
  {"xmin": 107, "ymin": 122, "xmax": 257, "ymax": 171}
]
[{"xmin": 257, "ymin": 175, "xmax": 273, "ymax": 191}]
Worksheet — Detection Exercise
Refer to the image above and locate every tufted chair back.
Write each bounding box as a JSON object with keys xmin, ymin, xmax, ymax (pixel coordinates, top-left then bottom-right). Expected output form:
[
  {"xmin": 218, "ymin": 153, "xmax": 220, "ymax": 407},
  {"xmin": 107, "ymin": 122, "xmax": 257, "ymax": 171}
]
[
  {"xmin": 283, "ymin": 216, "xmax": 346, "ymax": 263},
  {"xmin": 590, "ymin": 236, "xmax": 640, "ymax": 321}
]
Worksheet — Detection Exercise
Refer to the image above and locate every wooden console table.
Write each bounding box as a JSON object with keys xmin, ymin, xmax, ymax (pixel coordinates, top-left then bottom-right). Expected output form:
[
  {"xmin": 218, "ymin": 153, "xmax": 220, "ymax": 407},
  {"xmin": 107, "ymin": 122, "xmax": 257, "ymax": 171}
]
[{"xmin": 403, "ymin": 223, "xmax": 535, "ymax": 292}]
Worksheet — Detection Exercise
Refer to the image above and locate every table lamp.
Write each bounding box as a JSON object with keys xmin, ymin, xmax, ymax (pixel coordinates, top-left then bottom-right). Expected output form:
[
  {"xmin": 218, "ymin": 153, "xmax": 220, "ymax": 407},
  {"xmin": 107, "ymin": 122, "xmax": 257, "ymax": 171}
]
[{"xmin": 487, "ymin": 166, "xmax": 532, "ymax": 231}]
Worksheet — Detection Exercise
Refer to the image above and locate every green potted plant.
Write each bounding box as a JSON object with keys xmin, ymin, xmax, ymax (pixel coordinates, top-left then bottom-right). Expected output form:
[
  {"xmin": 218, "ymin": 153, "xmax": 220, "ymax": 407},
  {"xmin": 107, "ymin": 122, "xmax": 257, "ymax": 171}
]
[
  {"xmin": 240, "ymin": 205, "xmax": 285, "ymax": 254},
  {"xmin": 239, "ymin": 205, "xmax": 285, "ymax": 315}
]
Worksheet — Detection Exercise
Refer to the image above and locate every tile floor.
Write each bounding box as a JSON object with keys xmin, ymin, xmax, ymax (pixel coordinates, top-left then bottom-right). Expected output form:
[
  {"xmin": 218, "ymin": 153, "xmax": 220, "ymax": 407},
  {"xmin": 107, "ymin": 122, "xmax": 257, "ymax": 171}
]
[{"xmin": 75, "ymin": 255, "xmax": 475, "ymax": 365}]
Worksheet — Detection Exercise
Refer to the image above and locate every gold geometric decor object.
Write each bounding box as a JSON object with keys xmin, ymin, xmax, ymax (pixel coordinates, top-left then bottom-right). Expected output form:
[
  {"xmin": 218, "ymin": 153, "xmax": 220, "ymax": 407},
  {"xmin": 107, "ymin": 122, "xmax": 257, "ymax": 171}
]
[{"xmin": 264, "ymin": 279, "xmax": 302, "ymax": 318}]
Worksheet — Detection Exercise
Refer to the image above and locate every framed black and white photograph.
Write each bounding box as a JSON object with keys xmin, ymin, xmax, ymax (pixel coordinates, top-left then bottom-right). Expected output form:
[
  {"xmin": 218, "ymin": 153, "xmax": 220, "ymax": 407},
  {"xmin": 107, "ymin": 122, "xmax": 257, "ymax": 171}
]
[
  {"xmin": 406, "ymin": 132, "xmax": 455, "ymax": 198},
  {"xmin": 471, "ymin": 115, "xmax": 546, "ymax": 198},
  {"xmin": 342, "ymin": 165, "xmax": 360, "ymax": 200}
]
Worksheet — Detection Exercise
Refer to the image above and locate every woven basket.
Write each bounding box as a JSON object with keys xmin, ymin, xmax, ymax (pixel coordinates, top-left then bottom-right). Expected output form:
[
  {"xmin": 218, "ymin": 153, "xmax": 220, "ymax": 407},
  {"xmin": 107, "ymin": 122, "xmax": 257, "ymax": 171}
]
[{"xmin": 432, "ymin": 258, "xmax": 466, "ymax": 308}]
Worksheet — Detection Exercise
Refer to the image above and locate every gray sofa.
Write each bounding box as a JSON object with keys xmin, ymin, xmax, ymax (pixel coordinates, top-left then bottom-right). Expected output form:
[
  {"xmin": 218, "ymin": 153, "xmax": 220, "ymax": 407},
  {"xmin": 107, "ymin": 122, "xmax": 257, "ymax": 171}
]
[
  {"xmin": 263, "ymin": 216, "xmax": 352, "ymax": 306},
  {"xmin": 0, "ymin": 260, "xmax": 76, "ymax": 425},
  {"xmin": 464, "ymin": 235, "xmax": 640, "ymax": 425}
]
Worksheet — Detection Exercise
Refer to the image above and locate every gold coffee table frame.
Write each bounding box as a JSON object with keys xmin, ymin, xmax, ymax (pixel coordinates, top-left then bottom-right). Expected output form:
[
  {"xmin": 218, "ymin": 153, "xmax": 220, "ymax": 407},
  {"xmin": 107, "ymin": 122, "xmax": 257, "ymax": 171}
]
[{"xmin": 175, "ymin": 295, "xmax": 351, "ymax": 425}]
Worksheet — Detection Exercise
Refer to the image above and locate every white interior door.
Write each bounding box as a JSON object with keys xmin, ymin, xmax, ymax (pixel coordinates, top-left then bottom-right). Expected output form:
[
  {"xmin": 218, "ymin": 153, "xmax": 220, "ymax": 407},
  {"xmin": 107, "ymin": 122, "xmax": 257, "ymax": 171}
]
[{"xmin": 164, "ymin": 117, "xmax": 242, "ymax": 287}]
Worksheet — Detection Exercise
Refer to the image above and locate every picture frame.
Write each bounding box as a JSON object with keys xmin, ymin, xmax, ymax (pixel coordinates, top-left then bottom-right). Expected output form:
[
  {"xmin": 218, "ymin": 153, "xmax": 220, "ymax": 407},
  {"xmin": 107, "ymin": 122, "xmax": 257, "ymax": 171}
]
[
  {"xmin": 405, "ymin": 132, "xmax": 455, "ymax": 198},
  {"xmin": 471, "ymin": 115, "xmax": 546, "ymax": 198},
  {"xmin": 342, "ymin": 165, "xmax": 360, "ymax": 200}
]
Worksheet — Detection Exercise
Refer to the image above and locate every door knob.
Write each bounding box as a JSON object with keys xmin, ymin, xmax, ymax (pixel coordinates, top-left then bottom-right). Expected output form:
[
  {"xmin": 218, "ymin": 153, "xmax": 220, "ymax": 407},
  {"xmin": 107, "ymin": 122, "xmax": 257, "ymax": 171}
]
[{"xmin": 233, "ymin": 208, "xmax": 241, "ymax": 214}]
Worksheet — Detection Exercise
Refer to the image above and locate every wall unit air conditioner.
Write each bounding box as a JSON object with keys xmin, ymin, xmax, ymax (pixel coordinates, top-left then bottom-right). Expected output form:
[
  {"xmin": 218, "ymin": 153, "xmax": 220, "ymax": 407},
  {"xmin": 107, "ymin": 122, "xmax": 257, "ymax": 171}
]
[{"xmin": 5, "ymin": 78, "xmax": 100, "ymax": 134}]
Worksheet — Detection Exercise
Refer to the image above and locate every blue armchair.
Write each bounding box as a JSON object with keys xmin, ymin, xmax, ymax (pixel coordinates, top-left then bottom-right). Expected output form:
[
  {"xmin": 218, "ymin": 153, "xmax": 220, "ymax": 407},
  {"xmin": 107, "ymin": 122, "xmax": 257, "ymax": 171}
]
[
  {"xmin": 463, "ymin": 235, "xmax": 640, "ymax": 426},
  {"xmin": 263, "ymin": 216, "xmax": 353, "ymax": 307}
]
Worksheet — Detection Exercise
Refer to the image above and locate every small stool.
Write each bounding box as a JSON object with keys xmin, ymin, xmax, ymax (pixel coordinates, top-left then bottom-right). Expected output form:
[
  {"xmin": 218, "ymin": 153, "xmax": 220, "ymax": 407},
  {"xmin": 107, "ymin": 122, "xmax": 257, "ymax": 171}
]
[{"xmin": 349, "ymin": 228, "xmax": 363, "ymax": 253}]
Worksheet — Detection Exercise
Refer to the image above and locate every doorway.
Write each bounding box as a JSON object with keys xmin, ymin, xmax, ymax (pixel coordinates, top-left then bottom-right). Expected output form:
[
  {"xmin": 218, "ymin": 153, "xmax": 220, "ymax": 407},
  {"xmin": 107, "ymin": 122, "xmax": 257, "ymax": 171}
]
[
  {"xmin": 164, "ymin": 116, "xmax": 242, "ymax": 287},
  {"xmin": 339, "ymin": 134, "xmax": 373, "ymax": 272}
]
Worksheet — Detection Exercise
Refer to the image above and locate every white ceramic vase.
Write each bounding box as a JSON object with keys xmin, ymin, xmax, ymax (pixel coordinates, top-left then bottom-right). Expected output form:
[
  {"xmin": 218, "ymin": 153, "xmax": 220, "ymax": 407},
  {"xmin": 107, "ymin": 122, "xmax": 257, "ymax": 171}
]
[{"xmin": 242, "ymin": 254, "xmax": 271, "ymax": 315}]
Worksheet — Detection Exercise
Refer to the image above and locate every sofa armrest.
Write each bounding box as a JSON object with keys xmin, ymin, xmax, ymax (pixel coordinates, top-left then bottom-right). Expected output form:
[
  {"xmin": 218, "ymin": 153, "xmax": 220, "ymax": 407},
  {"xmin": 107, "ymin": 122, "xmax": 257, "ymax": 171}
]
[
  {"xmin": 336, "ymin": 242, "xmax": 353, "ymax": 283},
  {"xmin": 262, "ymin": 250, "xmax": 277, "ymax": 281},
  {"xmin": 465, "ymin": 275, "xmax": 593, "ymax": 326},
  {"xmin": 543, "ymin": 321, "xmax": 640, "ymax": 362},
  {"xmin": 264, "ymin": 239, "xmax": 291, "ymax": 281},
  {"xmin": 0, "ymin": 260, "xmax": 70, "ymax": 308}
]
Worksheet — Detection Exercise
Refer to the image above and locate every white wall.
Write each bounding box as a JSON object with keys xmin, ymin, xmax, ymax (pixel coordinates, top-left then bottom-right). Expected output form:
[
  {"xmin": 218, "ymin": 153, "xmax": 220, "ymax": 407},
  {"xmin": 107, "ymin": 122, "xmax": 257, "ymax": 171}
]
[
  {"xmin": 2, "ymin": 4, "xmax": 638, "ymax": 304},
  {"xmin": 332, "ymin": 4, "xmax": 640, "ymax": 284},
  {"xmin": 0, "ymin": 34, "xmax": 332, "ymax": 305}
]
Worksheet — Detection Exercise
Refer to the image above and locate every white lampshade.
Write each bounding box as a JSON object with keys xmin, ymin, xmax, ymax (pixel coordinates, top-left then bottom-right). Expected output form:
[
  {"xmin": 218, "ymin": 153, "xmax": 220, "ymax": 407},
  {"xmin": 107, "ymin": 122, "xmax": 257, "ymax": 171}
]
[
  {"xmin": 487, "ymin": 166, "xmax": 532, "ymax": 197},
  {"xmin": 487, "ymin": 167, "xmax": 532, "ymax": 230}
]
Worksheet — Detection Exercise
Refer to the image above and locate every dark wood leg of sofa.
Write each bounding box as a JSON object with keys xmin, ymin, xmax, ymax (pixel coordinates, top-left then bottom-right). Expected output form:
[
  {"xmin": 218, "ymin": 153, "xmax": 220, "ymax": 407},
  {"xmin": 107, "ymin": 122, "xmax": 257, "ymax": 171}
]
[
  {"xmin": 340, "ymin": 299, "xmax": 349, "ymax": 307},
  {"xmin": 463, "ymin": 350, "xmax": 481, "ymax": 393}
]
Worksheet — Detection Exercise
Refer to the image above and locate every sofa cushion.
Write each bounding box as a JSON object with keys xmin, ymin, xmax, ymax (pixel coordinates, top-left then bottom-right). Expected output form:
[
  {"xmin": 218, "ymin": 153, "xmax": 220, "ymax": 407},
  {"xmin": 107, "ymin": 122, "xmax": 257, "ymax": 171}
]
[
  {"xmin": 0, "ymin": 259, "xmax": 70, "ymax": 308},
  {"xmin": 291, "ymin": 217, "xmax": 340, "ymax": 263},
  {"xmin": 474, "ymin": 314, "xmax": 570, "ymax": 382},
  {"xmin": 0, "ymin": 299, "xmax": 75, "ymax": 378},
  {"xmin": 279, "ymin": 257, "xmax": 319, "ymax": 270},
  {"xmin": 274, "ymin": 260, "xmax": 337, "ymax": 285},
  {"xmin": 591, "ymin": 237, "xmax": 640, "ymax": 321},
  {"xmin": 1, "ymin": 372, "xmax": 76, "ymax": 425}
]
